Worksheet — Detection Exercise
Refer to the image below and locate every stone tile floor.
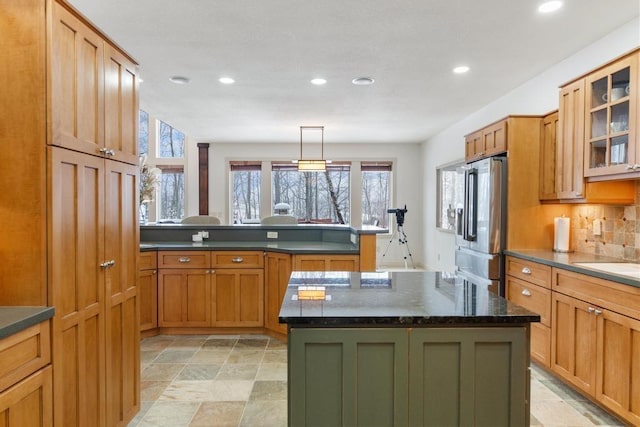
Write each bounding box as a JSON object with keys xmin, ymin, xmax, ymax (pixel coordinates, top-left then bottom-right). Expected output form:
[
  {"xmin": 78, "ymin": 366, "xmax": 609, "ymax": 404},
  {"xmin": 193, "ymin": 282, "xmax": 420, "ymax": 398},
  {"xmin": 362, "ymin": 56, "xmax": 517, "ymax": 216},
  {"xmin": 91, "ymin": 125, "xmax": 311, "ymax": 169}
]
[{"xmin": 128, "ymin": 334, "xmax": 626, "ymax": 427}]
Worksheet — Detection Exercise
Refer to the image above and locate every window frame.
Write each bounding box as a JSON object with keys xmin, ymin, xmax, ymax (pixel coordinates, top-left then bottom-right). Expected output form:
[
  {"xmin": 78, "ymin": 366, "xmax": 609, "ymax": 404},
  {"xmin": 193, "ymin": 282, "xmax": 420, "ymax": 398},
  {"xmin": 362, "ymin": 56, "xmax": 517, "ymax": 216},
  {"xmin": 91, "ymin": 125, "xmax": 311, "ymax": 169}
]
[{"xmin": 435, "ymin": 159, "xmax": 465, "ymax": 233}]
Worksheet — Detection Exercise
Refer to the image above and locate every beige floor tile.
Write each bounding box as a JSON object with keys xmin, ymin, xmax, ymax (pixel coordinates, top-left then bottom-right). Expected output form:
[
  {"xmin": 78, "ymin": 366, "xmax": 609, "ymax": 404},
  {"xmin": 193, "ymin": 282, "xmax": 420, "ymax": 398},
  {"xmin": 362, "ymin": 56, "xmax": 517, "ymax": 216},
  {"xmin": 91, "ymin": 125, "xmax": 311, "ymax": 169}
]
[
  {"xmin": 141, "ymin": 337, "xmax": 177, "ymax": 352},
  {"xmin": 239, "ymin": 400, "xmax": 287, "ymax": 427},
  {"xmin": 235, "ymin": 338, "xmax": 269, "ymax": 349},
  {"xmin": 189, "ymin": 401, "xmax": 246, "ymax": 427},
  {"xmin": 226, "ymin": 349, "xmax": 265, "ymax": 364},
  {"xmin": 249, "ymin": 381, "xmax": 287, "ymax": 401},
  {"xmin": 176, "ymin": 364, "xmax": 221, "ymax": 381},
  {"xmin": 142, "ymin": 363, "xmax": 185, "ymax": 381},
  {"xmin": 216, "ymin": 363, "xmax": 259, "ymax": 380},
  {"xmin": 209, "ymin": 380, "xmax": 254, "ymax": 402},
  {"xmin": 141, "ymin": 350, "xmax": 161, "ymax": 363},
  {"xmin": 530, "ymin": 378, "xmax": 564, "ymax": 402},
  {"xmin": 262, "ymin": 350, "xmax": 287, "ymax": 363},
  {"xmin": 139, "ymin": 401, "xmax": 200, "ymax": 427},
  {"xmin": 530, "ymin": 400, "xmax": 597, "ymax": 426},
  {"xmin": 141, "ymin": 381, "xmax": 171, "ymax": 402},
  {"xmin": 266, "ymin": 339, "xmax": 287, "ymax": 350},
  {"xmin": 190, "ymin": 350, "xmax": 231, "ymax": 364},
  {"xmin": 154, "ymin": 350, "xmax": 197, "ymax": 363},
  {"xmin": 256, "ymin": 363, "xmax": 287, "ymax": 381},
  {"xmin": 160, "ymin": 380, "xmax": 215, "ymax": 401}
]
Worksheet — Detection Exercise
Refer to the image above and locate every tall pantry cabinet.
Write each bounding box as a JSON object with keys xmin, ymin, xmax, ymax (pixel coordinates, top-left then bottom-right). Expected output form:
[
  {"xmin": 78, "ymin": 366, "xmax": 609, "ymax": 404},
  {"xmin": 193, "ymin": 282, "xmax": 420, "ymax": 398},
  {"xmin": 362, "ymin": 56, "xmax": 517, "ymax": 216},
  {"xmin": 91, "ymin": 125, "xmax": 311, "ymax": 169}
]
[{"xmin": 1, "ymin": 1, "xmax": 140, "ymax": 426}]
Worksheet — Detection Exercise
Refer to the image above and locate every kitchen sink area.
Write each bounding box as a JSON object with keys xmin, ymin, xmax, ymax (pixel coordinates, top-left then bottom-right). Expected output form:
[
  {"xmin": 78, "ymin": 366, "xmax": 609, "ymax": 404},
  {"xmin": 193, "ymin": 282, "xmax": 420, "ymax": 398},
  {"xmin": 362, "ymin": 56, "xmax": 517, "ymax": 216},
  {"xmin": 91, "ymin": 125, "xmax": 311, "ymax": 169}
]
[{"xmin": 573, "ymin": 262, "xmax": 640, "ymax": 279}]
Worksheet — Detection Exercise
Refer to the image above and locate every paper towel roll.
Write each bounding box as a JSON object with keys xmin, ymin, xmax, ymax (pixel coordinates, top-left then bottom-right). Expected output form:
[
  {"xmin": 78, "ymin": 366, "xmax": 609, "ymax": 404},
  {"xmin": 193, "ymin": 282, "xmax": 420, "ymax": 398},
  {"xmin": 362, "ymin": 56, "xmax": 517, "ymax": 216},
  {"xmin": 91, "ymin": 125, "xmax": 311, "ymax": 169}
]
[{"xmin": 554, "ymin": 217, "xmax": 570, "ymax": 252}]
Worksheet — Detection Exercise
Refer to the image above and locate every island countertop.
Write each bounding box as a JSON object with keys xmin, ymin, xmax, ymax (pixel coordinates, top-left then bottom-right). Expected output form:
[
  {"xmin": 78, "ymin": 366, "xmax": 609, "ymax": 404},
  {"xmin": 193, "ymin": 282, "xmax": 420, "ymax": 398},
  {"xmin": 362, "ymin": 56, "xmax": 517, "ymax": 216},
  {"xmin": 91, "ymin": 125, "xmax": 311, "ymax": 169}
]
[{"xmin": 279, "ymin": 271, "xmax": 540, "ymax": 326}]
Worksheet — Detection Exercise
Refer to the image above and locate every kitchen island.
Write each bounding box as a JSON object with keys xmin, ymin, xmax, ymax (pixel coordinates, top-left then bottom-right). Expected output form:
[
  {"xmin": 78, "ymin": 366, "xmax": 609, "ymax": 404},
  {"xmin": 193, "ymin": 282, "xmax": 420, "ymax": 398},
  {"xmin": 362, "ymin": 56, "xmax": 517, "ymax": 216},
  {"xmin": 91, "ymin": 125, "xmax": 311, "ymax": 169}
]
[{"xmin": 280, "ymin": 271, "xmax": 540, "ymax": 427}]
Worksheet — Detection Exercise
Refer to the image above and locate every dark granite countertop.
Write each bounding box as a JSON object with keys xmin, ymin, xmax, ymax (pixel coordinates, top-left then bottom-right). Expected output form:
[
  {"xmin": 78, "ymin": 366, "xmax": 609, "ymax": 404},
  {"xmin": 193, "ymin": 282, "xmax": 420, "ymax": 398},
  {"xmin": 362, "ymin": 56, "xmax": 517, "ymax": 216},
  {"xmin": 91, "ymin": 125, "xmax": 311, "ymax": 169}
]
[
  {"xmin": 0, "ymin": 306, "xmax": 55, "ymax": 340},
  {"xmin": 139, "ymin": 240, "xmax": 358, "ymax": 254},
  {"xmin": 504, "ymin": 250, "xmax": 640, "ymax": 288},
  {"xmin": 279, "ymin": 271, "xmax": 540, "ymax": 326}
]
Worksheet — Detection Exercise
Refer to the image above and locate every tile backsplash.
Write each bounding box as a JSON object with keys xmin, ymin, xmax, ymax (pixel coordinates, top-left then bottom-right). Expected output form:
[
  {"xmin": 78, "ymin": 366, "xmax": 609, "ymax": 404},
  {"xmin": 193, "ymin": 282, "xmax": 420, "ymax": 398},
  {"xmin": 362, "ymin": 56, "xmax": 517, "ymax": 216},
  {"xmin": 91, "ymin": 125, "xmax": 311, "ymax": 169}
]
[{"xmin": 570, "ymin": 181, "xmax": 640, "ymax": 261}]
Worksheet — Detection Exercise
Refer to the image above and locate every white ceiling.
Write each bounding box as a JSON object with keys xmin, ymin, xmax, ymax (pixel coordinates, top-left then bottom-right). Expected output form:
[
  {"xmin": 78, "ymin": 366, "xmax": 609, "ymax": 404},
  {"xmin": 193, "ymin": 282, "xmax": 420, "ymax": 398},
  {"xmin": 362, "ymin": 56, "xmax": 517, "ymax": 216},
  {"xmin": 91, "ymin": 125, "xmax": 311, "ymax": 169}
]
[{"xmin": 67, "ymin": 0, "xmax": 639, "ymax": 145}]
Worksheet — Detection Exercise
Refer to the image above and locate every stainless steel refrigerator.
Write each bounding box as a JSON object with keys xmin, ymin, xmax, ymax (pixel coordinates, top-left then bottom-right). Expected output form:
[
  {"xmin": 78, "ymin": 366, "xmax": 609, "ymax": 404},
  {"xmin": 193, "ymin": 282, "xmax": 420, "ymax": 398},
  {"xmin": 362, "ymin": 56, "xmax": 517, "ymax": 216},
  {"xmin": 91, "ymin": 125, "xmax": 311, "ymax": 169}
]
[{"xmin": 454, "ymin": 156, "xmax": 507, "ymax": 295}]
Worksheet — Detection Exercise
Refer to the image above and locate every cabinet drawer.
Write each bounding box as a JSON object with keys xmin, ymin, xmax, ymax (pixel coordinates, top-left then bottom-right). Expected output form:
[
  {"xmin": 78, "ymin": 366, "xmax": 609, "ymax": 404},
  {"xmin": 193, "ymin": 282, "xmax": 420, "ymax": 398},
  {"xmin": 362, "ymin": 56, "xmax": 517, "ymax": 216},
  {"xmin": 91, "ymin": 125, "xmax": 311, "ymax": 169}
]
[
  {"xmin": 139, "ymin": 250, "xmax": 157, "ymax": 270},
  {"xmin": 531, "ymin": 323, "xmax": 550, "ymax": 368},
  {"xmin": 212, "ymin": 251, "xmax": 264, "ymax": 268},
  {"xmin": 505, "ymin": 256, "xmax": 551, "ymax": 288},
  {"xmin": 158, "ymin": 251, "xmax": 210, "ymax": 268},
  {"xmin": 506, "ymin": 276, "xmax": 551, "ymax": 326},
  {"xmin": 0, "ymin": 321, "xmax": 51, "ymax": 393},
  {"xmin": 552, "ymin": 268, "xmax": 640, "ymax": 320}
]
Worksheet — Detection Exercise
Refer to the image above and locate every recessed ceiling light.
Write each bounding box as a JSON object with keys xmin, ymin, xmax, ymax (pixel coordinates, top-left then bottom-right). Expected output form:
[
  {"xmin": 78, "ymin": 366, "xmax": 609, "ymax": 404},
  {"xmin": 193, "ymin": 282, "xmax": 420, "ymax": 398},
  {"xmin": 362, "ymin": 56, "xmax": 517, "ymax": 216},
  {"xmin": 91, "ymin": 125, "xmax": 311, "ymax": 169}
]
[
  {"xmin": 538, "ymin": 1, "xmax": 563, "ymax": 13},
  {"xmin": 311, "ymin": 78, "xmax": 327, "ymax": 85},
  {"xmin": 453, "ymin": 66, "xmax": 470, "ymax": 74},
  {"xmin": 219, "ymin": 77, "xmax": 235, "ymax": 84},
  {"xmin": 352, "ymin": 77, "xmax": 375, "ymax": 85},
  {"xmin": 169, "ymin": 76, "xmax": 190, "ymax": 84}
]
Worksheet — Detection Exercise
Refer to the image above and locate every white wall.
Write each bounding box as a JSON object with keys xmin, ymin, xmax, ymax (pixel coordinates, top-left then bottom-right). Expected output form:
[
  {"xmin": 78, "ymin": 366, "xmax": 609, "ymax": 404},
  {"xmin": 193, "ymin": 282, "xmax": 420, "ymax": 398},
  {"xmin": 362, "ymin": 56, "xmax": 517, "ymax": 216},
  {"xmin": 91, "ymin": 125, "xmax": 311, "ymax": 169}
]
[
  {"xmin": 185, "ymin": 141, "xmax": 424, "ymax": 267},
  {"xmin": 421, "ymin": 18, "xmax": 640, "ymax": 272}
]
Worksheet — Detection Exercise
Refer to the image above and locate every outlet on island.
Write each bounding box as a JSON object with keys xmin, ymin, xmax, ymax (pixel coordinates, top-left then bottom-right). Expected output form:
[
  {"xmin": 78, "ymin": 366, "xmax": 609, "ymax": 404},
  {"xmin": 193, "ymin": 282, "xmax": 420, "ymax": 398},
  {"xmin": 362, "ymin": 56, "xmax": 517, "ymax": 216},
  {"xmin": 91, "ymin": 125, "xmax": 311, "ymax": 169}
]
[{"xmin": 267, "ymin": 231, "xmax": 278, "ymax": 239}]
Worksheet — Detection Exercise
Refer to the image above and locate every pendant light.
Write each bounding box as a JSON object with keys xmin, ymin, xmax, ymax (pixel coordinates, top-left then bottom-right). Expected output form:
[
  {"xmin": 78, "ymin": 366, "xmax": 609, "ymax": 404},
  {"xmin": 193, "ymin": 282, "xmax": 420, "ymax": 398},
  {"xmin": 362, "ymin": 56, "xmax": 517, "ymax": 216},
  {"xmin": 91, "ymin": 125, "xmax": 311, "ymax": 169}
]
[{"xmin": 296, "ymin": 126, "xmax": 326, "ymax": 171}]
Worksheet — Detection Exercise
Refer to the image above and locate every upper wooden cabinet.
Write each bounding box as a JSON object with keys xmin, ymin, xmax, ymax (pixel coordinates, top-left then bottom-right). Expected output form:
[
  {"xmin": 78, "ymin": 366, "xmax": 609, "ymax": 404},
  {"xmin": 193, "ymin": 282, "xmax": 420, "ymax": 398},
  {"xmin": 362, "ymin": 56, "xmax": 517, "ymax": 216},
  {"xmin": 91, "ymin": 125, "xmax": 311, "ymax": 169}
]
[
  {"xmin": 583, "ymin": 51, "xmax": 638, "ymax": 178},
  {"xmin": 464, "ymin": 120, "xmax": 507, "ymax": 162},
  {"xmin": 539, "ymin": 111, "xmax": 560, "ymax": 200},
  {"xmin": 50, "ymin": 2, "xmax": 139, "ymax": 164}
]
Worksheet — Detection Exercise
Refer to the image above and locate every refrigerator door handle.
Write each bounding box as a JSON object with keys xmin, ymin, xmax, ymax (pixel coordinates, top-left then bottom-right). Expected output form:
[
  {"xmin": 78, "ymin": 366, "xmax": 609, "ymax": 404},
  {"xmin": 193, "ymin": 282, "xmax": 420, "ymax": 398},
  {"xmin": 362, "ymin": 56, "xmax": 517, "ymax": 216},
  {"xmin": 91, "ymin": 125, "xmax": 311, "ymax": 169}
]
[{"xmin": 464, "ymin": 167, "xmax": 478, "ymax": 241}]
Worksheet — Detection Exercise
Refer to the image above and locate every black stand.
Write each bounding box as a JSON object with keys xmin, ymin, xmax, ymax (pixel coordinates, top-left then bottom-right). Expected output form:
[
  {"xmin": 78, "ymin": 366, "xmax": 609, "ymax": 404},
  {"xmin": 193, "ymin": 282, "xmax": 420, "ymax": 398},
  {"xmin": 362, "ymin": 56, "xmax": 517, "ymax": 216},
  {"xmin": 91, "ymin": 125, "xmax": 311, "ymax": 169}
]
[{"xmin": 381, "ymin": 223, "xmax": 415, "ymax": 269}]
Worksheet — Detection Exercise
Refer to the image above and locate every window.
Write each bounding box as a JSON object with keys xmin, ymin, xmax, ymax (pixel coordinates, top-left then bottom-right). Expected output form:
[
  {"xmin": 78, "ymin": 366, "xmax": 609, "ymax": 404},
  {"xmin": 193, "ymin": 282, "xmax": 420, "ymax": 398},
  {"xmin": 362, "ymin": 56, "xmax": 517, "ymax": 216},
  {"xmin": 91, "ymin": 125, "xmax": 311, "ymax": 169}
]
[
  {"xmin": 231, "ymin": 162, "xmax": 261, "ymax": 224},
  {"xmin": 158, "ymin": 120, "xmax": 185, "ymax": 158},
  {"xmin": 272, "ymin": 162, "xmax": 350, "ymax": 223},
  {"xmin": 361, "ymin": 161, "xmax": 392, "ymax": 229},
  {"xmin": 138, "ymin": 110, "xmax": 149, "ymax": 156},
  {"xmin": 436, "ymin": 159, "xmax": 465, "ymax": 232},
  {"xmin": 158, "ymin": 165, "xmax": 185, "ymax": 220}
]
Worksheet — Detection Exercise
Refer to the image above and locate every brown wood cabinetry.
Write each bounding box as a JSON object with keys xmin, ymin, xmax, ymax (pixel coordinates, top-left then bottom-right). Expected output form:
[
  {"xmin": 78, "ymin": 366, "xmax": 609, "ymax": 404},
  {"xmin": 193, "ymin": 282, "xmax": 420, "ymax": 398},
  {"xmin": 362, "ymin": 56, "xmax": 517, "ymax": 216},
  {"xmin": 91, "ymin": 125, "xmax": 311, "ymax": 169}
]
[
  {"xmin": 539, "ymin": 111, "xmax": 559, "ymax": 200},
  {"xmin": 265, "ymin": 253, "xmax": 292, "ymax": 335},
  {"xmin": 139, "ymin": 252, "xmax": 158, "ymax": 331},
  {"xmin": 158, "ymin": 268, "xmax": 212, "ymax": 327},
  {"xmin": 0, "ymin": 1, "xmax": 140, "ymax": 425},
  {"xmin": 293, "ymin": 254, "xmax": 360, "ymax": 271},
  {"xmin": 551, "ymin": 267, "xmax": 640, "ymax": 425},
  {"xmin": 505, "ymin": 257, "xmax": 552, "ymax": 367},
  {"xmin": 464, "ymin": 119, "xmax": 507, "ymax": 162},
  {"xmin": 0, "ymin": 321, "xmax": 52, "ymax": 427}
]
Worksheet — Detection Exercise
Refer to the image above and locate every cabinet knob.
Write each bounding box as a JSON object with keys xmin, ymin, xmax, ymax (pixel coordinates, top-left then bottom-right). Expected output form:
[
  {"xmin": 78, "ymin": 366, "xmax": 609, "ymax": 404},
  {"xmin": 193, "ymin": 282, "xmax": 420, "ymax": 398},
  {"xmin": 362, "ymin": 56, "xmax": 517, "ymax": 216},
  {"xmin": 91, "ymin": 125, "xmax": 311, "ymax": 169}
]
[
  {"xmin": 179, "ymin": 257, "xmax": 191, "ymax": 263},
  {"xmin": 594, "ymin": 309, "xmax": 602, "ymax": 316},
  {"xmin": 521, "ymin": 267, "xmax": 531, "ymax": 275},
  {"xmin": 99, "ymin": 147, "xmax": 109, "ymax": 155},
  {"xmin": 232, "ymin": 257, "xmax": 244, "ymax": 263},
  {"xmin": 575, "ymin": 192, "xmax": 582, "ymax": 197},
  {"xmin": 588, "ymin": 307, "xmax": 596, "ymax": 313},
  {"xmin": 521, "ymin": 288, "xmax": 532, "ymax": 297},
  {"xmin": 152, "ymin": 270, "xmax": 157, "ymax": 274},
  {"xmin": 210, "ymin": 269, "xmax": 215, "ymax": 274},
  {"xmin": 99, "ymin": 260, "xmax": 115, "ymax": 268}
]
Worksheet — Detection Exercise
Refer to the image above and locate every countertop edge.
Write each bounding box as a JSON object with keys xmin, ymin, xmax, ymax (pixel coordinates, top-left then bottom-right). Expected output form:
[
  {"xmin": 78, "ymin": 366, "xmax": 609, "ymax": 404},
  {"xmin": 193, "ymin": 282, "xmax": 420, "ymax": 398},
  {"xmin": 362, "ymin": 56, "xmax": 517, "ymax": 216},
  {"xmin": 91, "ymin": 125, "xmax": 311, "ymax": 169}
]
[
  {"xmin": 504, "ymin": 250, "xmax": 640, "ymax": 288},
  {"xmin": 0, "ymin": 306, "xmax": 55, "ymax": 340},
  {"xmin": 279, "ymin": 315, "xmax": 541, "ymax": 326},
  {"xmin": 140, "ymin": 242, "xmax": 360, "ymax": 254}
]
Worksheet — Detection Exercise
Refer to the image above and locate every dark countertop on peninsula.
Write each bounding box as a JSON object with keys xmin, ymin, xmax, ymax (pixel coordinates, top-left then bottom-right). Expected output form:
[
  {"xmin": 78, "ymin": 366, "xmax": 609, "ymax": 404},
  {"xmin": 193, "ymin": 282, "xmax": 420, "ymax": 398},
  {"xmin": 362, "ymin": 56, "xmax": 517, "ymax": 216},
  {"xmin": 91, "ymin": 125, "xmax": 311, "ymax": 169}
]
[
  {"xmin": 0, "ymin": 306, "xmax": 55, "ymax": 340},
  {"xmin": 139, "ymin": 240, "xmax": 359, "ymax": 254},
  {"xmin": 504, "ymin": 249, "xmax": 640, "ymax": 288},
  {"xmin": 279, "ymin": 271, "xmax": 540, "ymax": 326}
]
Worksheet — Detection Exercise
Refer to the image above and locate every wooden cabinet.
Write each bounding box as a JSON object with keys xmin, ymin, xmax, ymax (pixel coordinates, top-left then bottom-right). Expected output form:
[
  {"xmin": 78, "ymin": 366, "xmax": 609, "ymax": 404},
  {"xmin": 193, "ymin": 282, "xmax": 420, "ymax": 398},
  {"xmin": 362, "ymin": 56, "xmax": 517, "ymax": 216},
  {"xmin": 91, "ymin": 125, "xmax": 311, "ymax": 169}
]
[
  {"xmin": 158, "ymin": 268, "xmax": 211, "ymax": 328},
  {"xmin": 289, "ymin": 326, "xmax": 529, "ymax": 427},
  {"xmin": 539, "ymin": 111, "xmax": 559, "ymax": 200},
  {"xmin": 506, "ymin": 257, "xmax": 552, "ymax": 367},
  {"xmin": 265, "ymin": 253, "xmax": 292, "ymax": 335},
  {"xmin": 0, "ymin": 320, "xmax": 52, "ymax": 427},
  {"xmin": 583, "ymin": 52, "xmax": 638, "ymax": 178},
  {"xmin": 1, "ymin": 2, "xmax": 140, "ymax": 425},
  {"xmin": 139, "ymin": 251, "xmax": 158, "ymax": 331},
  {"xmin": 293, "ymin": 254, "xmax": 360, "ymax": 271},
  {"xmin": 212, "ymin": 251, "xmax": 264, "ymax": 327},
  {"xmin": 464, "ymin": 119, "xmax": 507, "ymax": 162},
  {"xmin": 551, "ymin": 267, "xmax": 640, "ymax": 425}
]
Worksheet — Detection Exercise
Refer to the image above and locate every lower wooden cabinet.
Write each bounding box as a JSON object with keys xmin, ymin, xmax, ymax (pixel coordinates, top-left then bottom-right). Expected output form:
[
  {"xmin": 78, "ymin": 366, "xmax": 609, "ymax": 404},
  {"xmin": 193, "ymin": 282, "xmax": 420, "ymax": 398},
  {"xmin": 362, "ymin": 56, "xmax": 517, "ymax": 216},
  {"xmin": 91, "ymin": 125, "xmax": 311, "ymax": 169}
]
[
  {"xmin": 139, "ymin": 251, "xmax": 157, "ymax": 332},
  {"xmin": 265, "ymin": 253, "xmax": 292, "ymax": 335},
  {"xmin": 0, "ymin": 366, "xmax": 52, "ymax": 427},
  {"xmin": 212, "ymin": 269, "xmax": 264, "ymax": 327},
  {"xmin": 289, "ymin": 326, "xmax": 529, "ymax": 427},
  {"xmin": 158, "ymin": 269, "xmax": 211, "ymax": 327}
]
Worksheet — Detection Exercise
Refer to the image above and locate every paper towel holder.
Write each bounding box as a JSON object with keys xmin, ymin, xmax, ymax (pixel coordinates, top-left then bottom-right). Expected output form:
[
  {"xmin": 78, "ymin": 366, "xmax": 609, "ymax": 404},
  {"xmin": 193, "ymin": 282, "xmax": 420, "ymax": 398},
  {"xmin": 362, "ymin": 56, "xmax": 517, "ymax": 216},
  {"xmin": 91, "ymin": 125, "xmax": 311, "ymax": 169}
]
[{"xmin": 553, "ymin": 216, "xmax": 573, "ymax": 253}]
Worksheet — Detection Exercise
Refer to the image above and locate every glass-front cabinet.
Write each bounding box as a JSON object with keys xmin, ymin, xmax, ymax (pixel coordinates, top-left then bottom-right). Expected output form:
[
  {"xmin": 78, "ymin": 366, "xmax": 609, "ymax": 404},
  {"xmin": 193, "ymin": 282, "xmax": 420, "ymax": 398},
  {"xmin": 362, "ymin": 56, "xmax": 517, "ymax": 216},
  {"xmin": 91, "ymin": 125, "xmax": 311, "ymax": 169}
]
[{"xmin": 584, "ymin": 54, "xmax": 637, "ymax": 177}]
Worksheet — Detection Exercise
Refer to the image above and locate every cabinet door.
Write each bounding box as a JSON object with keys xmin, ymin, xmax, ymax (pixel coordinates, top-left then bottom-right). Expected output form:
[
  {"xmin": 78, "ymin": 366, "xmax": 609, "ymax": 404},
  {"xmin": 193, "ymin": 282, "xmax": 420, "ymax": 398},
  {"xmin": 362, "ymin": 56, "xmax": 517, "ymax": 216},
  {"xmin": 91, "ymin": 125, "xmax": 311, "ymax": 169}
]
[
  {"xmin": 293, "ymin": 254, "xmax": 359, "ymax": 272},
  {"xmin": 0, "ymin": 366, "xmax": 52, "ymax": 427},
  {"xmin": 482, "ymin": 119, "xmax": 507, "ymax": 156},
  {"xmin": 289, "ymin": 328, "xmax": 409, "ymax": 427},
  {"xmin": 49, "ymin": 147, "xmax": 105, "ymax": 427},
  {"xmin": 557, "ymin": 80, "xmax": 585, "ymax": 199},
  {"xmin": 212, "ymin": 269, "xmax": 264, "ymax": 327},
  {"xmin": 265, "ymin": 253, "xmax": 292, "ymax": 335},
  {"xmin": 584, "ymin": 54, "xmax": 638, "ymax": 177},
  {"xmin": 104, "ymin": 160, "xmax": 139, "ymax": 426},
  {"xmin": 50, "ymin": 2, "xmax": 104, "ymax": 156},
  {"xmin": 595, "ymin": 309, "xmax": 640, "ymax": 425},
  {"xmin": 539, "ymin": 111, "xmax": 559, "ymax": 200},
  {"xmin": 139, "ymin": 269, "xmax": 158, "ymax": 331},
  {"xmin": 551, "ymin": 292, "xmax": 597, "ymax": 396},
  {"xmin": 104, "ymin": 44, "xmax": 139, "ymax": 165},
  {"xmin": 409, "ymin": 327, "xmax": 528, "ymax": 427},
  {"xmin": 464, "ymin": 131, "xmax": 483, "ymax": 162},
  {"xmin": 158, "ymin": 269, "xmax": 211, "ymax": 327}
]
